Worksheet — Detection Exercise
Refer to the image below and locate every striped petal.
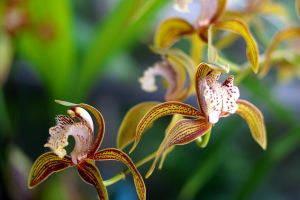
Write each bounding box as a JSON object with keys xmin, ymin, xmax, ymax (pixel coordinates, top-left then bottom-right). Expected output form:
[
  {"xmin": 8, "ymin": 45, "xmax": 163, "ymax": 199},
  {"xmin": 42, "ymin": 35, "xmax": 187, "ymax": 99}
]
[
  {"xmin": 154, "ymin": 18, "xmax": 195, "ymax": 48},
  {"xmin": 236, "ymin": 100, "xmax": 267, "ymax": 150},
  {"xmin": 117, "ymin": 102, "xmax": 160, "ymax": 150},
  {"xmin": 55, "ymin": 100, "xmax": 105, "ymax": 156},
  {"xmin": 146, "ymin": 118, "xmax": 212, "ymax": 178},
  {"xmin": 130, "ymin": 101, "xmax": 205, "ymax": 153},
  {"xmin": 77, "ymin": 160, "xmax": 108, "ymax": 200},
  {"xmin": 28, "ymin": 152, "xmax": 75, "ymax": 188},
  {"xmin": 259, "ymin": 27, "xmax": 300, "ymax": 78},
  {"xmin": 212, "ymin": 20, "xmax": 259, "ymax": 73},
  {"xmin": 91, "ymin": 149, "xmax": 146, "ymax": 200}
]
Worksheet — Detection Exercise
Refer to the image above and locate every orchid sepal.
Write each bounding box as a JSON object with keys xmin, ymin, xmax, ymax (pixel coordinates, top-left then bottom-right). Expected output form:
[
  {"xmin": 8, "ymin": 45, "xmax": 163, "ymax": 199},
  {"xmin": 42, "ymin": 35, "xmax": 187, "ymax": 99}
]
[
  {"xmin": 130, "ymin": 101, "xmax": 206, "ymax": 153},
  {"xmin": 145, "ymin": 118, "xmax": 212, "ymax": 178},
  {"xmin": 28, "ymin": 152, "xmax": 75, "ymax": 188},
  {"xmin": 91, "ymin": 149, "xmax": 146, "ymax": 200},
  {"xmin": 236, "ymin": 100, "xmax": 267, "ymax": 150}
]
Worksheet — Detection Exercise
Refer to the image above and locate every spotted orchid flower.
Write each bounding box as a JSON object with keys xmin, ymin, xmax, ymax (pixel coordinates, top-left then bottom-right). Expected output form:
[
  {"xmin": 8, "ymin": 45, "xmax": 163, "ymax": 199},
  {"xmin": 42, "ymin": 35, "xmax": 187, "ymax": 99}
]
[
  {"xmin": 130, "ymin": 63, "xmax": 266, "ymax": 178},
  {"xmin": 28, "ymin": 100, "xmax": 146, "ymax": 200}
]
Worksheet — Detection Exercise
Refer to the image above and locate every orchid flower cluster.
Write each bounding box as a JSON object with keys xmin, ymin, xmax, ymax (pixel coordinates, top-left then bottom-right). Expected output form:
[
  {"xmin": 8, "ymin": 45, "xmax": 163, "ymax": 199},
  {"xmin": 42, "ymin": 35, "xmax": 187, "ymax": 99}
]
[{"xmin": 27, "ymin": 0, "xmax": 295, "ymax": 199}]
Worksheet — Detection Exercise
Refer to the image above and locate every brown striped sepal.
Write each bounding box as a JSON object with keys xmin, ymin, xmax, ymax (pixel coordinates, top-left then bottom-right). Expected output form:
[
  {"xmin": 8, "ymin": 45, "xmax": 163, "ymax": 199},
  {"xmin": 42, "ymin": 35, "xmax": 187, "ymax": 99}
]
[
  {"xmin": 28, "ymin": 152, "xmax": 75, "ymax": 188},
  {"xmin": 146, "ymin": 118, "xmax": 212, "ymax": 178},
  {"xmin": 77, "ymin": 160, "xmax": 108, "ymax": 200},
  {"xmin": 130, "ymin": 101, "xmax": 205, "ymax": 153},
  {"xmin": 236, "ymin": 100, "xmax": 267, "ymax": 150},
  {"xmin": 91, "ymin": 149, "xmax": 146, "ymax": 200}
]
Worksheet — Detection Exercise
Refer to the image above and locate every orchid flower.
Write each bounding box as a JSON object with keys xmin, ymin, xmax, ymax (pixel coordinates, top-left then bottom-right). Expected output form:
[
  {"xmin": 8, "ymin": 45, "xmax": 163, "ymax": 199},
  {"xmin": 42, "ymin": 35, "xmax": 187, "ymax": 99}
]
[
  {"xmin": 139, "ymin": 47, "xmax": 196, "ymax": 102},
  {"xmin": 156, "ymin": 0, "xmax": 259, "ymax": 73},
  {"xmin": 28, "ymin": 100, "xmax": 146, "ymax": 200},
  {"xmin": 130, "ymin": 63, "xmax": 266, "ymax": 178}
]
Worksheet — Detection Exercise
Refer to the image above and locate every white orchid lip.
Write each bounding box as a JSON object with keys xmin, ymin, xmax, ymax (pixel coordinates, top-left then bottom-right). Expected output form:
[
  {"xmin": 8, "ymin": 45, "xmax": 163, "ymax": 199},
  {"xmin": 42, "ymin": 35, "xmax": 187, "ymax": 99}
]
[
  {"xmin": 201, "ymin": 71, "xmax": 240, "ymax": 124},
  {"xmin": 44, "ymin": 107, "xmax": 94, "ymax": 164}
]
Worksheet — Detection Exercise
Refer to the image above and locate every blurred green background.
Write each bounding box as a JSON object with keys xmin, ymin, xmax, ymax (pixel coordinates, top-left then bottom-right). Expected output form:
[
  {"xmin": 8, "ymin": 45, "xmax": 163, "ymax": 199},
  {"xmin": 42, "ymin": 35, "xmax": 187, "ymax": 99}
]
[{"xmin": 0, "ymin": 0, "xmax": 300, "ymax": 199}]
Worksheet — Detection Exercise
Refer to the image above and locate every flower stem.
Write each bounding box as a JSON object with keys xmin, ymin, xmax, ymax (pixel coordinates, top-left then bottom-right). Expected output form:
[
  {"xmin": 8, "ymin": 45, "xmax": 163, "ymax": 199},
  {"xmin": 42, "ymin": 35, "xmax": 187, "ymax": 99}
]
[{"xmin": 103, "ymin": 150, "xmax": 157, "ymax": 186}]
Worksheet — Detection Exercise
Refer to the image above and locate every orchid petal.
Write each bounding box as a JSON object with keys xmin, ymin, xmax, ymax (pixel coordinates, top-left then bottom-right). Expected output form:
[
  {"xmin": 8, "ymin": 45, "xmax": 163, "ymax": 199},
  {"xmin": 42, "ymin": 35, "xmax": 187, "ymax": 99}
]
[
  {"xmin": 159, "ymin": 114, "xmax": 183, "ymax": 169},
  {"xmin": 209, "ymin": 0, "xmax": 227, "ymax": 24},
  {"xmin": 28, "ymin": 152, "xmax": 74, "ymax": 188},
  {"xmin": 146, "ymin": 118, "xmax": 212, "ymax": 178},
  {"xmin": 154, "ymin": 18, "xmax": 195, "ymax": 48},
  {"xmin": 130, "ymin": 101, "xmax": 205, "ymax": 153},
  {"xmin": 55, "ymin": 100, "xmax": 106, "ymax": 156},
  {"xmin": 91, "ymin": 149, "xmax": 146, "ymax": 200},
  {"xmin": 259, "ymin": 27, "xmax": 300, "ymax": 78},
  {"xmin": 117, "ymin": 101, "xmax": 160, "ymax": 150},
  {"xmin": 213, "ymin": 20, "xmax": 259, "ymax": 73},
  {"xmin": 173, "ymin": 0, "xmax": 193, "ymax": 13},
  {"xmin": 198, "ymin": 0, "xmax": 218, "ymax": 27},
  {"xmin": 195, "ymin": 63, "xmax": 214, "ymax": 114},
  {"xmin": 236, "ymin": 100, "xmax": 267, "ymax": 150},
  {"xmin": 150, "ymin": 47, "xmax": 196, "ymax": 101},
  {"xmin": 77, "ymin": 160, "xmax": 108, "ymax": 200}
]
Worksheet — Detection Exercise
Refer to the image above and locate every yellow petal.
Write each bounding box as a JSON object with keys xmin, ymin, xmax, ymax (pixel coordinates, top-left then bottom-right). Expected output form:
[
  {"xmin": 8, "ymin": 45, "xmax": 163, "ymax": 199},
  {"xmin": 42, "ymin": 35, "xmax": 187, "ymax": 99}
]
[
  {"xmin": 158, "ymin": 114, "xmax": 183, "ymax": 169},
  {"xmin": 130, "ymin": 101, "xmax": 205, "ymax": 153},
  {"xmin": 117, "ymin": 101, "xmax": 160, "ymax": 150},
  {"xmin": 146, "ymin": 118, "xmax": 212, "ymax": 178},
  {"xmin": 236, "ymin": 100, "xmax": 267, "ymax": 150},
  {"xmin": 259, "ymin": 27, "xmax": 300, "ymax": 78},
  {"xmin": 154, "ymin": 18, "xmax": 195, "ymax": 48},
  {"xmin": 210, "ymin": 0, "xmax": 227, "ymax": 23},
  {"xmin": 77, "ymin": 160, "xmax": 108, "ymax": 200},
  {"xmin": 91, "ymin": 149, "xmax": 146, "ymax": 200},
  {"xmin": 28, "ymin": 152, "xmax": 75, "ymax": 188},
  {"xmin": 213, "ymin": 20, "xmax": 259, "ymax": 73}
]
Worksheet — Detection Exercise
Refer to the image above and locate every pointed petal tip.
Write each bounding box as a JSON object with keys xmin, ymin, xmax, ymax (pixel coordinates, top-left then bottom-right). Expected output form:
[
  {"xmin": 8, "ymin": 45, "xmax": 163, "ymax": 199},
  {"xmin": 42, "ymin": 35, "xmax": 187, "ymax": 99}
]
[{"xmin": 55, "ymin": 100, "xmax": 78, "ymax": 106}]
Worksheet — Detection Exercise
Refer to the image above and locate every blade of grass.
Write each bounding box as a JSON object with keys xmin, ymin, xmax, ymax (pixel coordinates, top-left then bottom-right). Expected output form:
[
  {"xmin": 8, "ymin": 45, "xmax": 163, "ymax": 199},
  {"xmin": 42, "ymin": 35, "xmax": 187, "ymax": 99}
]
[{"xmin": 76, "ymin": 0, "xmax": 169, "ymax": 100}]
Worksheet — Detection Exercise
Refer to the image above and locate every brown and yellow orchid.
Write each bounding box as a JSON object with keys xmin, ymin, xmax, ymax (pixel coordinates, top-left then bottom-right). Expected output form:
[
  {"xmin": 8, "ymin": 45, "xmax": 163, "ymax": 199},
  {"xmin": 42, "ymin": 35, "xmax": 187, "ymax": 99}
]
[
  {"xmin": 156, "ymin": 0, "xmax": 259, "ymax": 73},
  {"xmin": 28, "ymin": 100, "xmax": 146, "ymax": 200},
  {"xmin": 130, "ymin": 62, "xmax": 266, "ymax": 178},
  {"xmin": 139, "ymin": 47, "xmax": 196, "ymax": 102}
]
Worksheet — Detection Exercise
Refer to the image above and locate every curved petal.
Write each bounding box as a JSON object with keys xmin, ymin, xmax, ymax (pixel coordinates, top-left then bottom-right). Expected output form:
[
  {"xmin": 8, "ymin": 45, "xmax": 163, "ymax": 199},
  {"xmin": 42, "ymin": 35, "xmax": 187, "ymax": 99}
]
[
  {"xmin": 159, "ymin": 114, "xmax": 183, "ymax": 169},
  {"xmin": 212, "ymin": 20, "xmax": 259, "ymax": 73},
  {"xmin": 259, "ymin": 27, "xmax": 300, "ymax": 78},
  {"xmin": 28, "ymin": 152, "xmax": 75, "ymax": 188},
  {"xmin": 77, "ymin": 160, "xmax": 108, "ymax": 200},
  {"xmin": 130, "ymin": 101, "xmax": 205, "ymax": 153},
  {"xmin": 91, "ymin": 149, "xmax": 146, "ymax": 200},
  {"xmin": 154, "ymin": 18, "xmax": 195, "ymax": 48},
  {"xmin": 146, "ymin": 118, "xmax": 212, "ymax": 178},
  {"xmin": 195, "ymin": 63, "xmax": 213, "ymax": 114},
  {"xmin": 117, "ymin": 101, "xmax": 160, "ymax": 150},
  {"xmin": 236, "ymin": 100, "xmax": 267, "ymax": 150},
  {"xmin": 150, "ymin": 47, "xmax": 196, "ymax": 101},
  {"xmin": 55, "ymin": 100, "xmax": 106, "ymax": 156},
  {"xmin": 197, "ymin": 0, "xmax": 227, "ymax": 26}
]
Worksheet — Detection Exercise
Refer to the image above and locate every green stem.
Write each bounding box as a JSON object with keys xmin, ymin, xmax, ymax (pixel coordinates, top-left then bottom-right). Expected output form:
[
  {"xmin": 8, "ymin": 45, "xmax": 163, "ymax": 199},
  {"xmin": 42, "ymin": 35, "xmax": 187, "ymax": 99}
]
[
  {"xmin": 103, "ymin": 150, "xmax": 157, "ymax": 186},
  {"xmin": 0, "ymin": 89, "xmax": 12, "ymax": 135}
]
